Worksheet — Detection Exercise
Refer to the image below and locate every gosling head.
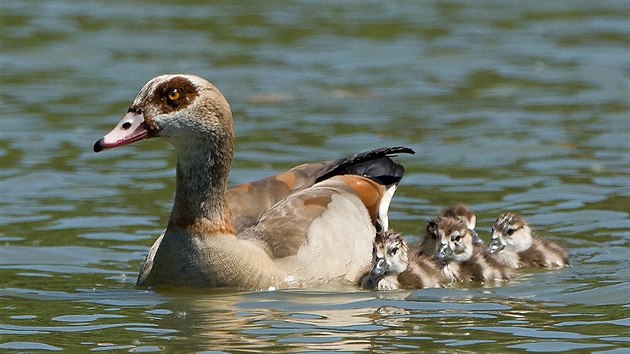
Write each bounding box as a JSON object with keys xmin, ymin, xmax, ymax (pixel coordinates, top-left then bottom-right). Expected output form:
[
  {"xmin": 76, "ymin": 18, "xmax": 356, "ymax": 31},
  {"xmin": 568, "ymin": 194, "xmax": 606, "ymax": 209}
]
[
  {"xmin": 442, "ymin": 203, "xmax": 483, "ymax": 246},
  {"xmin": 487, "ymin": 212, "xmax": 533, "ymax": 254},
  {"xmin": 369, "ymin": 230, "xmax": 409, "ymax": 279},
  {"xmin": 428, "ymin": 216, "xmax": 474, "ymax": 264}
]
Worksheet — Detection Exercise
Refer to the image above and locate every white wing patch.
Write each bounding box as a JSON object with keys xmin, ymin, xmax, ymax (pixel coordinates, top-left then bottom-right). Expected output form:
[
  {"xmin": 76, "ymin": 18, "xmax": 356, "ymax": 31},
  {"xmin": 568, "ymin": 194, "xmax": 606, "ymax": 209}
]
[{"xmin": 281, "ymin": 193, "xmax": 375, "ymax": 285}]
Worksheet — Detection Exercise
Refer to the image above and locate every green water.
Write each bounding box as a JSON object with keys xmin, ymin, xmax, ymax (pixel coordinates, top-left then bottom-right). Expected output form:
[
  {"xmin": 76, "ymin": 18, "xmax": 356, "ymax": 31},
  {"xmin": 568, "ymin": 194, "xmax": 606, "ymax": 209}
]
[{"xmin": 1, "ymin": 0, "xmax": 629, "ymax": 352}]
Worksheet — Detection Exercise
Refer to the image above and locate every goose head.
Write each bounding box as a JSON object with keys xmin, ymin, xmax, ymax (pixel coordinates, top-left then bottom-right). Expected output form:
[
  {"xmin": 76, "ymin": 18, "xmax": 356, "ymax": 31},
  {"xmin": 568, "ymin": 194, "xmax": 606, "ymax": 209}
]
[
  {"xmin": 94, "ymin": 74, "xmax": 233, "ymax": 154},
  {"xmin": 94, "ymin": 75, "xmax": 236, "ymax": 236},
  {"xmin": 487, "ymin": 212, "xmax": 533, "ymax": 254},
  {"xmin": 369, "ymin": 230, "xmax": 409, "ymax": 278},
  {"xmin": 430, "ymin": 216, "xmax": 474, "ymax": 264},
  {"xmin": 442, "ymin": 203, "xmax": 483, "ymax": 246}
]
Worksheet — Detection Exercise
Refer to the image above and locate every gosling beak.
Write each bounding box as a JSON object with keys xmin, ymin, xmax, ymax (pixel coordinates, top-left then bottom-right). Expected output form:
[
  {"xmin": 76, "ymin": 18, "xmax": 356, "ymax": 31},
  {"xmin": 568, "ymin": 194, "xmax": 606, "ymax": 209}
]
[
  {"xmin": 370, "ymin": 257, "xmax": 388, "ymax": 278},
  {"xmin": 435, "ymin": 244, "xmax": 452, "ymax": 263},
  {"xmin": 94, "ymin": 111, "xmax": 150, "ymax": 152},
  {"xmin": 469, "ymin": 228, "xmax": 484, "ymax": 246},
  {"xmin": 487, "ymin": 238, "xmax": 505, "ymax": 254}
]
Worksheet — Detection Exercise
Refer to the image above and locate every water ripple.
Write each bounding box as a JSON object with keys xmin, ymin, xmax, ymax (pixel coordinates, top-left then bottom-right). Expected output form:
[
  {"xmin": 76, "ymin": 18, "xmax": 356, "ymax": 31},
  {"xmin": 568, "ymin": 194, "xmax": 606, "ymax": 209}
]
[{"xmin": 1, "ymin": 0, "xmax": 628, "ymax": 352}]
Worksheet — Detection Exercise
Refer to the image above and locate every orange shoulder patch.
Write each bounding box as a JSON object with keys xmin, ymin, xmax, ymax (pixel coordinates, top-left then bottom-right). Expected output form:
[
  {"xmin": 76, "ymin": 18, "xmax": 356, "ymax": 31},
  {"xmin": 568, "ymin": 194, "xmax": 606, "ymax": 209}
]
[
  {"xmin": 274, "ymin": 171, "xmax": 297, "ymax": 190},
  {"xmin": 228, "ymin": 182, "xmax": 251, "ymax": 194},
  {"xmin": 339, "ymin": 175, "xmax": 383, "ymax": 222}
]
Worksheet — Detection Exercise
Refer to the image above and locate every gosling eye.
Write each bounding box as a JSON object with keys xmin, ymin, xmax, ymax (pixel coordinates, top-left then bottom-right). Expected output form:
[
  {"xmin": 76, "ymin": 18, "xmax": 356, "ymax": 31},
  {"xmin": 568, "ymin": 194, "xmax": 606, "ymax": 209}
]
[
  {"xmin": 390, "ymin": 247, "xmax": 399, "ymax": 255},
  {"xmin": 507, "ymin": 228, "xmax": 515, "ymax": 236}
]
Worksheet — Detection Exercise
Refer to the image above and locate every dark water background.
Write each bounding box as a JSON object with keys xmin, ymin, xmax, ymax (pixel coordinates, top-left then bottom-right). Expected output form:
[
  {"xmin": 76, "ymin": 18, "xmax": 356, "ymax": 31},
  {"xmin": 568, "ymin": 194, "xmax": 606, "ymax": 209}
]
[{"xmin": 1, "ymin": 1, "xmax": 629, "ymax": 352}]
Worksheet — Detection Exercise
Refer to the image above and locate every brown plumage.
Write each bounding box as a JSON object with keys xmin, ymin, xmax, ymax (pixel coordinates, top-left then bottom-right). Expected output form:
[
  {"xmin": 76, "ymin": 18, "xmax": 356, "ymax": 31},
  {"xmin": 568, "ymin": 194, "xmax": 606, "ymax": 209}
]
[
  {"xmin": 397, "ymin": 252, "xmax": 444, "ymax": 290},
  {"xmin": 227, "ymin": 147, "xmax": 412, "ymax": 232},
  {"xmin": 361, "ymin": 230, "xmax": 443, "ymax": 290},
  {"xmin": 419, "ymin": 203, "xmax": 483, "ymax": 256},
  {"xmin": 487, "ymin": 212, "xmax": 570, "ymax": 269},
  {"xmin": 94, "ymin": 74, "xmax": 414, "ymax": 289},
  {"xmin": 429, "ymin": 216, "xmax": 510, "ymax": 283},
  {"xmin": 442, "ymin": 203, "xmax": 484, "ymax": 246}
]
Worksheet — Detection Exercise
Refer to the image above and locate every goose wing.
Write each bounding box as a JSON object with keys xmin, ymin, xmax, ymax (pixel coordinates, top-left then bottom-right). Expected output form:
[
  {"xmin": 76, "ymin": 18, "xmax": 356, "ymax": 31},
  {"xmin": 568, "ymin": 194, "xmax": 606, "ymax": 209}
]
[
  {"xmin": 227, "ymin": 146, "xmax": 413, "ymax": 231},
  {"xmin": 239, "ymin": 175, "xmax": 398, "ymax": 284}
]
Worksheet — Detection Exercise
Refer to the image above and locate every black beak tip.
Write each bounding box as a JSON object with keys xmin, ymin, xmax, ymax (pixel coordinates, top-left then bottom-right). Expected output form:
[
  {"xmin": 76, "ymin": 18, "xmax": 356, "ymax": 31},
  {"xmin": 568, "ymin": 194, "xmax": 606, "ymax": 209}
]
[
  {"xmin": 93, "ymin": 139, "xmax": 104, "ymax": 153},
  {"xmin": 370, "ymin": 267, "xmax": 384, "ymax": 278}
]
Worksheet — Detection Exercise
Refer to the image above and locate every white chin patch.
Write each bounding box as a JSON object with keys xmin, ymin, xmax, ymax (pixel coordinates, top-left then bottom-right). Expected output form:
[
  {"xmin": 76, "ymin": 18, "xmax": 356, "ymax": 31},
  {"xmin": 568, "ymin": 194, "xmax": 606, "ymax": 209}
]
[{"xmin": 95, "ymin": 112, "xmax": 149, "ymax": 151}]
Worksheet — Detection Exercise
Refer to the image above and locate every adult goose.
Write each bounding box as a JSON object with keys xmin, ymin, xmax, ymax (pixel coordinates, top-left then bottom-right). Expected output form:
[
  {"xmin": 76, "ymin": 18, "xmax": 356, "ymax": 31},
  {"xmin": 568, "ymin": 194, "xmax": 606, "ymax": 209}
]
[{"xmin": 94, "ymin": 74, "xmax": 413, "ymax": 290}]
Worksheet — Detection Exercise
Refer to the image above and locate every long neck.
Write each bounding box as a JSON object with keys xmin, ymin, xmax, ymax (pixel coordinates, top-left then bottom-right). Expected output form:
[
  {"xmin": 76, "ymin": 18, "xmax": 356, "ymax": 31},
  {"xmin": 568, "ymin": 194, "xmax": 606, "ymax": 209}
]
[{"xmin": 166, "ymin": 135, "xmax": 235, "ymax": 237}]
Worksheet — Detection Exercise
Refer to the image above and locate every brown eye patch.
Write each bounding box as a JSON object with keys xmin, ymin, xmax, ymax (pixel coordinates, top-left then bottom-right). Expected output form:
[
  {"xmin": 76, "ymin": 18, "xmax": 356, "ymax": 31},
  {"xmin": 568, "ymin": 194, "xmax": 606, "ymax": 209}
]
[{"xmin": 153, "ymin": 76, "xmax": 199, "ymax": 113}]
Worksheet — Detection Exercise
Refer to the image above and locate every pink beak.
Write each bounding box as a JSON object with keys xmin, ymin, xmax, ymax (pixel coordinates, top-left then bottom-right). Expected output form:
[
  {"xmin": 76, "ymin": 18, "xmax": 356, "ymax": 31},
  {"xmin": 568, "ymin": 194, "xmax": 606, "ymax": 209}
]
[{"xmin": 94, "ymin": 111, "xmax": 150, "ymax": 152}]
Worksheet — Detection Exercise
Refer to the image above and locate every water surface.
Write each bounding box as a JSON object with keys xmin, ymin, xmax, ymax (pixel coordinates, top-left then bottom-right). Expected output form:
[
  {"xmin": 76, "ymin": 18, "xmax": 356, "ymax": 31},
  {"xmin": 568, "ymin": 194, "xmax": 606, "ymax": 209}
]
[{"xmin": 1, "ymin": 0, "xmax": 629, "ymax": 352}]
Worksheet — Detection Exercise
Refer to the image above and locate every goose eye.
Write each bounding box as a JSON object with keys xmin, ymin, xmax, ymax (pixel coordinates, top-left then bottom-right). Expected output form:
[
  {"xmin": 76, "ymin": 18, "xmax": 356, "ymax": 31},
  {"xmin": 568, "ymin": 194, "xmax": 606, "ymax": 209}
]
[
  {"xmin": 168, "ymin": 89, "xmax": 181, "ymax": 101},
  {"xmin": 390, "ymin": 247, "xmax": 399, "ymax": 255},
  {"xmin": 507, "ymin": 229, "xmax": 515, "ymax": 236}
]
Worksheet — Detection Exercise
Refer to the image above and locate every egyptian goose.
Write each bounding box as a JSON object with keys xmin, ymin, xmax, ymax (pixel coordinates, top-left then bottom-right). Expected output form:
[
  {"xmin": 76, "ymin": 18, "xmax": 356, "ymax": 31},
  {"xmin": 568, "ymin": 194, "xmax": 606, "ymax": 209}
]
[
  {"xmin": 361, "ymin": 230, "xmax": 443, "ymax": 290},
  {"xmin": 487, "ymin": 212, "xmax": 570, "ymax": 268},
  {"xmin": 428, "ymin": 216, "xmax": 510, "ymax": 283},
  {"xmin": 418, "ymin": 203, "xmax": 483, "ymax": 256},
  {"xmin": 93, "ymin": 74, "xmax": 413, "ymax": 289}
]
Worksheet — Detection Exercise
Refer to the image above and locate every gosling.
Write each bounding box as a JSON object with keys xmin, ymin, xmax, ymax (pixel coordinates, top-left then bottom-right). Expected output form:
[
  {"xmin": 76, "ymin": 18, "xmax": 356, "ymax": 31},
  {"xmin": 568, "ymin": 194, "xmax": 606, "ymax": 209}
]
[
  {"xmin": 429, "ymin": 216, "xmax": 510, "ymax": 283},
  {"xmin": 361, "ymin": 230, "xmax": 443, "ymax": 290},
  {"xmin": 419, "ymin": 203, "xmax": 483, "ymax": 256},
  {"xmin": 487, "ymin": 212, "xmax": 570, "ymax": 269}
]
